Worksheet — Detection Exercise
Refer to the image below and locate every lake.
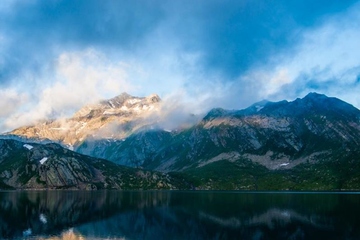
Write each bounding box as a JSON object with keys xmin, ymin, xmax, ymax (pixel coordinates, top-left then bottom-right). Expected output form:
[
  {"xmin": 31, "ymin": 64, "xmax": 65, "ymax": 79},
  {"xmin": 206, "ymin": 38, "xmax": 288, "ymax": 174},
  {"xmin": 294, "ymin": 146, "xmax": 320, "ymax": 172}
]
[{"xmin": 0, "ymin": 191, "xmax": 359, "ymax": 239}]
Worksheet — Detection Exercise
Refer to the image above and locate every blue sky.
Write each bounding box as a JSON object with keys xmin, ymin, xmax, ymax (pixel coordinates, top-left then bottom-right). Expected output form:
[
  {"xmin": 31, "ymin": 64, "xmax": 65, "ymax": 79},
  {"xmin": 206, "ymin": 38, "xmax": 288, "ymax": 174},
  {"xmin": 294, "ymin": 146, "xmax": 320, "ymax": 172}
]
[{"xmin": 1, "ymin": 0, "xmax": 360, "ymax": 132}]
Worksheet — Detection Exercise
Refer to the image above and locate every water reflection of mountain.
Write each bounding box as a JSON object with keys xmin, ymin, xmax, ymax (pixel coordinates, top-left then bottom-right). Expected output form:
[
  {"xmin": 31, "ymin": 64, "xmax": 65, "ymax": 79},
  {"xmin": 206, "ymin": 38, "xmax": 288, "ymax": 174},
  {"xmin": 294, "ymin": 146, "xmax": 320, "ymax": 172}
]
[
  {"xmin": 0, "ymin": 191, "xmax": 359, "ymax": 239},
  {"xmin": 74, "ymin": 205, "xmax": 358, "ymax": 239},
  {"xmin": 0, "ymin": 191, "xmax": 172, "ymax": 239}
]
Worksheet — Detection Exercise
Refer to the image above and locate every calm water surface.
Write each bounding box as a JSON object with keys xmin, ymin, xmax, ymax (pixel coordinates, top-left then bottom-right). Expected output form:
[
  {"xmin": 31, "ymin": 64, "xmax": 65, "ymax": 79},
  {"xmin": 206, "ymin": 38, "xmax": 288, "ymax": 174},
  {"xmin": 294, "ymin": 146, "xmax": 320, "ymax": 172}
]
[{"xmin": 0, "ymin": 190, "xmax": 359, "ymax": 239}]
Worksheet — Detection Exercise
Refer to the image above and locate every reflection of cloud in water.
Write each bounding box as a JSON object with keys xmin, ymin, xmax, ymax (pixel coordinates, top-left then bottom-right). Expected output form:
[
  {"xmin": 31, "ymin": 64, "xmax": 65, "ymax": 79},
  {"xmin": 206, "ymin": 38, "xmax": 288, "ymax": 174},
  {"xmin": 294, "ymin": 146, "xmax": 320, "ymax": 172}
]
[
  {"xmin": 247, "ymin": 208, "xmax": 334, "ymax": 230},
  {"xmin": 199, "ymin": 211, "xmax": 241, "ymax": 228},
  {"xmin": 199, "ymin": 208, "xmax": 335, "ymax": 230},
  {"xmin": 39, "ymin": 214, "xmax": 48, "ymax": 224}
]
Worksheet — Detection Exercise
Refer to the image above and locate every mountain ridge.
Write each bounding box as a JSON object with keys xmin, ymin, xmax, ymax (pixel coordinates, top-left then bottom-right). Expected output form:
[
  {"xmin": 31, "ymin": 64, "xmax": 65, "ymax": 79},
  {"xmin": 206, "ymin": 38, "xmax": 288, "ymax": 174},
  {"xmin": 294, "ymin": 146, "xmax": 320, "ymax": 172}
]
[
  {"xmin": 77, "ymin": 92, "xmax": 360, "ymax": 174},
  {"xmin": 3, "ymin": 92, "xmax": 360, "ymax": 190}
]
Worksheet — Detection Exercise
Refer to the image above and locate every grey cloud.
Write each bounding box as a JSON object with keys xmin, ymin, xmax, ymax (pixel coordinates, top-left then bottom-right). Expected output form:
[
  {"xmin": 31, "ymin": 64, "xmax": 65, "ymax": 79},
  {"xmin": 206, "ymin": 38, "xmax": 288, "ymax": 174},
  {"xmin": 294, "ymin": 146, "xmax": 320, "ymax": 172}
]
[
  {"xmin": 2, "ymin": 0, "xmax": 358, "ymax": 86},
  {"xmin": 0, "ymin": 0, "xmax": 164, "ymax": 85}
]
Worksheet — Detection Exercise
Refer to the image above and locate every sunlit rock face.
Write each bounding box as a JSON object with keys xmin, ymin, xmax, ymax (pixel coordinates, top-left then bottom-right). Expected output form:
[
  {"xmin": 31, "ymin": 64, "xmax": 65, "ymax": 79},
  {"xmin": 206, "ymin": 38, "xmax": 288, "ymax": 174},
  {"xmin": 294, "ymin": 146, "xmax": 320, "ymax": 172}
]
[
  {"xmin": 77, "ymin": 93, "xmax": 360, "ymax": 174},
  {"xmin": 8, "ymin": 93, "xmax": 162, "ymax": 147},
  {"xmin": 4, "ymin": 92, "xmax": 360, "ymax": 190}
]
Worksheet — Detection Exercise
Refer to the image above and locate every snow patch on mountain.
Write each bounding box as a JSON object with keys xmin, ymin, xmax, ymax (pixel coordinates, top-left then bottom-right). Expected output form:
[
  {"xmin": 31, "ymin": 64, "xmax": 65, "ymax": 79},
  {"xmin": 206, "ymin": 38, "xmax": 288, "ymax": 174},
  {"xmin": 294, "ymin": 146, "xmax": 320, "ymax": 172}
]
[
  {"xmin": 279, "ymin": 163, "xmax": 289, "ymax": 167},
  {"xmin": 127, "ymin": 99, "xmax": 141, "ymax": 105},
  {"xmin": 108, "ymin": 100, "xmax": 115, "ymax": 108},
  {"xmin": 39, "ymin": 157, "xmax": 48, "ymax": 165},
  {"xmin": 23, "ymin": 144, "xmax": 33, "ymax": 150},
  {"xmin": 255, "ymin": 106, "xmax": 264, "ymax": 112}
]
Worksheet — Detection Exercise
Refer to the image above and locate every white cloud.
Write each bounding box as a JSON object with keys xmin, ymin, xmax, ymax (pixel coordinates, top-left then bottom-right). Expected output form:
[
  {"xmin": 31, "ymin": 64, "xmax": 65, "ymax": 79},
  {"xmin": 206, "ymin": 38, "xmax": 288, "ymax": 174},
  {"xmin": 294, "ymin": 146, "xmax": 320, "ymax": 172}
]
[
  {"xmin": 54, "ymin": 49, "xmax": 133, "ymax": 107},
  {"xmin": 0, "ymin": 88, "xmax": 27, "ymax": 118},
  {"xmin": 156, "ymin": 89, "xmax": 209, "ymax": 129},
  {"xmin": 2, "ymin": 49, "xmax": 136, "ymax": 131},
  {"xmin": 0, "ymin": 41, "xmax": 218, "ymax": 132}
]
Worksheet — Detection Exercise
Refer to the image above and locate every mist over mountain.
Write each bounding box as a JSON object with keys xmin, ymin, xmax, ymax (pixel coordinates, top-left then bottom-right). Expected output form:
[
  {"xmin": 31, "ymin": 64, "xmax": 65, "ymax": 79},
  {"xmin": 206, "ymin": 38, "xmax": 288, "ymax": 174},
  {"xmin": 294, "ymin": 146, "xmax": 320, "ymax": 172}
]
[
  {"xmin": 76, "ymin": 93, "xmax": 360, "ymax": 168},
  {"xmin": 6, "ymin": 93, "xmax": 201, "ymax": 148},
  {"xmin": 77, "ymin": 92, "xmax": 360, "ymax": 190},
  {"xmin": 2, "ymin": 92, "xmax": 360, "ymax": 190}
]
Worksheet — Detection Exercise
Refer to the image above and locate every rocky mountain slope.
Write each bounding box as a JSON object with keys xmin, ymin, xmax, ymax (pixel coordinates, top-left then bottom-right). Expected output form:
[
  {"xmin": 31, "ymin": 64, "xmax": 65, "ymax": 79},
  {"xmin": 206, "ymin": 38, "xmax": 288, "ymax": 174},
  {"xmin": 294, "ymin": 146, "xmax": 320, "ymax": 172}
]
[
  {"xmin": 8, "ymin": 93, "xmax": 162, "ymax": 147},
  {"xmin": 76, "ymin": 93, "xmax": 360, "ymax": 190},
  {"xmin": 4, "ymin": 92, "xmax": 360, "ymax": 190},
  {"xmin": 0, "ymin": 139, "xmax": 190, "ymax": 190},
  {"xmin": 78, "ymin": 93, "xmax": 360, "ymax": 169}
]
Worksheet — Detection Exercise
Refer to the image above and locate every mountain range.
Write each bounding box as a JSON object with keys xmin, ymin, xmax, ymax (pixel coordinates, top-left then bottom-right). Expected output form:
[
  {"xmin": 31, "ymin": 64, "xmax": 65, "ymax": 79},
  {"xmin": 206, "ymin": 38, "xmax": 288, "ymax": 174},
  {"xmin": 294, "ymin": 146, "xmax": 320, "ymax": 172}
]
[{"xmin": 2, "ymin": 92, "xmax": 360, "ymax": 190}]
